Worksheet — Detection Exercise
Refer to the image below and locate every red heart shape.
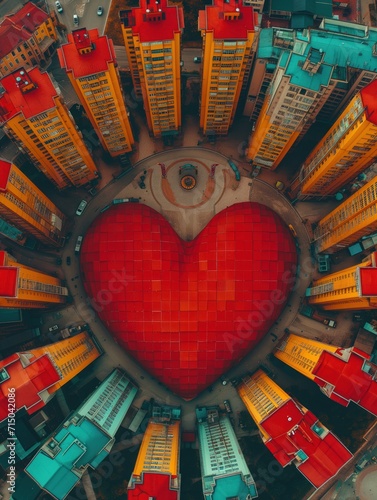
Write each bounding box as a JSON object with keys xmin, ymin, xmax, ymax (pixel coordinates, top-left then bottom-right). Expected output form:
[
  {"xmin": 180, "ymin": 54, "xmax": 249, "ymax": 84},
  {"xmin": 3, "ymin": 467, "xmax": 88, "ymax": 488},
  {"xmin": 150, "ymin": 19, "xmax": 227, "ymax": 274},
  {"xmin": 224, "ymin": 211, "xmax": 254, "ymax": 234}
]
[{"xmin": 81, "ymin": 202, "xmax": 296, "ymax": 399}]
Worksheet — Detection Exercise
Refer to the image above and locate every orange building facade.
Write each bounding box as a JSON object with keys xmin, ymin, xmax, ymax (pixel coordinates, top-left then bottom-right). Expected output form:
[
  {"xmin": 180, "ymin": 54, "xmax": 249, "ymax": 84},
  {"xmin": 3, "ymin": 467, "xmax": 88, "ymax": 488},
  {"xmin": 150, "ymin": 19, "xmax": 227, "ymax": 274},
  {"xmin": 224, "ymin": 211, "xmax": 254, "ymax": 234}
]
[
  {"xmin": 307, "ymin": 252, "xmax": 377, "ymax": 310},
  {"xmin": 120, "ymin": 0, "xmax": 184, "ymax": 138},
  {"xmin": 0, "ymin": 159, "xmax": 65, "ymax": 247},
  {"xmin": 314, "ymin": 176, "xmax": 377, "ymax": 254},
  {"xmin": 0, "ymin": 250, "xmax": 68, "ymax": 308},
  {"xmin": 0, "ymin": 67, "xmax": 98, "ymax": 190},
  {"xmin": 58, "ymin": 28, "xmax": 134, "ymax": 157},
  {"xmin": 198, "ymin": 0, "xmax": 255, "ymax": 136},
  {"xmin": 298, "ymin": 80, "xmax": 377, "ymax": 197}
]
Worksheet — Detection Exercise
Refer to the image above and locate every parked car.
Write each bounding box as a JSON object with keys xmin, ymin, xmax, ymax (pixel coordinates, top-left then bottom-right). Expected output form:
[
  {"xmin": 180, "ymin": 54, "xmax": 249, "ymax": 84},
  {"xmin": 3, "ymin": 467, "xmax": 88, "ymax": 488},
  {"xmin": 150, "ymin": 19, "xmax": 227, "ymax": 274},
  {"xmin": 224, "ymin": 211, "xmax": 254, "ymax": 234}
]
[
  {"xmin": 223, "ymin": 400, "xmax": 232, "ymax": 413},
  {"xmin": 48, "ymin": 324, "xmax": 59, "ymax": 332},
  {"xmin": 55, "ymin": 1, "xmax": 63, "ymax": 13},
  {"xmin": 193, "ymin": 56, "xmax": 202, "ymax": 63},
  {"xmin": 76, "ymin": 200, "xmax": 87, "ymax": 216},
  {"xmin": 97, "ymin": 6, "xmax": 104, "ymax": 15},
  {"xmin": 75, "ymin": 235, "xmax": 83, "ymax": 254},
  {"xmin": 66, "ymin": 256, "xmax": 71, "ymax": 265},
  {"xmin": 73, "ymin": 14, "xmax": 79, "ymax": 26}
]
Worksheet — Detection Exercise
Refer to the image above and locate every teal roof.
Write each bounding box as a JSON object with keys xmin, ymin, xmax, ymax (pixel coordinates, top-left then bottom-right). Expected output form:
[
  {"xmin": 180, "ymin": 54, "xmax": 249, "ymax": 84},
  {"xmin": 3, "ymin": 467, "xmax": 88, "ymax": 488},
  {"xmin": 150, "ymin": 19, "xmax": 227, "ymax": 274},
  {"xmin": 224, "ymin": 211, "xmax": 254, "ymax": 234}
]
[
  {"xmin": 24, "ymin": 369, "xmax": 137, "ymax": 500},
  {"xmin": 270, "ymin": 0, "xmax": 332, "ymax": 17},
  {"xmin": 0, "ymin": 308, "xmax": 22, "ymax": 323},
  {"xmin": 285, "ymin": 53, "xmax": 333, "ymax": 90},
  {"xmin": 211, "ymin": 475, "xmax": 258, "ymax": 500},
  {"xmin": 26, "ymin": 419, "xmax": 109, "ymax": 499},
  {"xmin": 0, "ymin": 217, "xmax": 23, "ymax": 242},
  {"xmin": 259, "ymin": 23, "xmax": 377, "ymax": 91}
]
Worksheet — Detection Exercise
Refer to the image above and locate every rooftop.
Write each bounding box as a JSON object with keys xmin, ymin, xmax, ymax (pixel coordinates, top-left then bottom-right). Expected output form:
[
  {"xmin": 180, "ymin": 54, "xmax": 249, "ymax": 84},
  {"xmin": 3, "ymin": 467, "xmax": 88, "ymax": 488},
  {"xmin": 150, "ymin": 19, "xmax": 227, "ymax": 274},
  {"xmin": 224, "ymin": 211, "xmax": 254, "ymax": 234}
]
[
  {"xmin": 0, "ymin": 67, "xmax": 58, "ymax": 122},
  {"xmin": 120, "ymin": 0, "xmax": 184, "ymax": 43},
  {"xmin": 313, "ymin": 349, "xmax": 377, "ymax": 415},
  {"xmin": 360, "ymin": 79, "xmax": 377, "ymax": 126},
  {"xmin": 356, "ymin": 267, "xmax": 377, "ymax": 296},
  {"xmin": 24, "ymin": 369, "xmax": 137, "ymax": 499},
  {"xmin": 0, "ymin": 250, "xmax": 18, "ymax": 297},
  {"xmin": 199, "ymin": 0, "xmax": 255, "ymax": 40},
  {"xmin": 58, "ymin": 28, "xmax": 117, "ymax": 79},
  {"xmin": 0, "ymin": 159, "xmax": 11, "ymax": 191},
  {"xmin": 0, "ymin": 352, "xmax": 60, "ymax": 422}
]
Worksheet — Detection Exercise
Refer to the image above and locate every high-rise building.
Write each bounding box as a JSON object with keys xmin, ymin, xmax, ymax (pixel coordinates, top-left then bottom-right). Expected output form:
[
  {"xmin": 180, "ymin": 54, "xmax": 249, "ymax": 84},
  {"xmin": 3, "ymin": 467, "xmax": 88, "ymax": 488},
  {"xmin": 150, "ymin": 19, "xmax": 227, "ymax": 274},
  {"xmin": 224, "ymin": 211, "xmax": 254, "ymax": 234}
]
[
  {"xmin": 245, "ymin": 20, "xmax": 377, "ymax": 170},
  {"xmin": 237, "ymin": 370, "xmax": 352, "ymax": 488},
  {"xmin": 0, "ymin": 159, "xmax": 66, "ymax": 247},
  {"xmin": 313, "ymin": 176, "xmax": 377, "ymax": 254},
  {"xmin": 58, "ymin": 28, "xmax": 134, "ymax": 157},
  {"xmin": 119, "ymin": 0, "xmax": 184, "ymax": 138},
  {"xmin": 196, "ymin": 406, "xmax": 258, "ymax": 499},
  {"xmin": 198, "ymin": 0, "xmax": 255, "ymax": 136},
  {"xmin": 0, "ymin": 67, "xmax": 98, "ymax": 190},
  {"xmin": 0, "ymin": 2, "xmax": 58, "ymax": 78},
  {"xmin": 274, "ymin": 332, "xmax": 377, "ymax": 416},
  {"xmin": 0, "ymin": 332, "xmax": 102, "ymax": 466},
  {"xmin": 0, "ymin": 250, "xmax": 68, "ymax": 308},
  {"xmin": 21, "ymin": 369, "xmax": 137, "ymax": 500},
  {"xmin": 306, "ymin": 252, "xmax": 377, "ymax": 310},
  {"xmin": 0, "ymin": 331, "xmax": 101, "ymax": 422},
  {"xmin": 297, "ymin": 80, "xmax": 377, "ymax": 198},
  {"xmin": 128, "ymin": 405, "xmax": 181, "ymax": 499}
]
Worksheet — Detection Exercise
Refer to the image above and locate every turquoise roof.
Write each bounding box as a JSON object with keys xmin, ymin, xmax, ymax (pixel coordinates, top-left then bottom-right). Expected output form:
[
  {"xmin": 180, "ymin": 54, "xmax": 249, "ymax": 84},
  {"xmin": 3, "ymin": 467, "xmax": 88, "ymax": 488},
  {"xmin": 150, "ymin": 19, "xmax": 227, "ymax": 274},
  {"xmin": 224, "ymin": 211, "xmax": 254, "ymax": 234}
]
[
  {"xmin": 24, "ymin": 369, "xmax": 137, "ymax": 500},
  {"xmin": 258, "ymin": 23, "xmax": 377, "ymax": 91},
  {"xmin": 270, "ymin": 0, "xmax": 332, "ymax": 17},
  {"xmin": 0, "ymin": 217, "xmax": 23, "ymax": 242},
  {"xmin": 211, "ymin": 475, "xmax": 258, "ymax": 500}
]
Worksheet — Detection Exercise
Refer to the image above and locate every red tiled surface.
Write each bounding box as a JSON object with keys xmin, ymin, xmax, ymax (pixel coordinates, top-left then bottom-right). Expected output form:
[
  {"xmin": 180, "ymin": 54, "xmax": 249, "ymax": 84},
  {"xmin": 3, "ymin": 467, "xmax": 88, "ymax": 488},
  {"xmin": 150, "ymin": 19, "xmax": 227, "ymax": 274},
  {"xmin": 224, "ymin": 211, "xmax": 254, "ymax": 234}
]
[
  {"xmin": 81, "ymin": 202, "xmax": 297, "ymax": 399},
  {"xmin": 262, "ymin": 401, "xmax": 352, "ymax": 488}
]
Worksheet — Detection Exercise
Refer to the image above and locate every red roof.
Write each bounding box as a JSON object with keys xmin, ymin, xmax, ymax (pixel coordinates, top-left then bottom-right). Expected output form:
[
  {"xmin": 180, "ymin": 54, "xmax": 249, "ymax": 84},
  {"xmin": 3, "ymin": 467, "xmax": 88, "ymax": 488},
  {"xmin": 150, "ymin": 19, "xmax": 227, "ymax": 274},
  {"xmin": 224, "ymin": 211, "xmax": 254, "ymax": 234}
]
[
  {"xmin": 199, "ymin": 0, "xmax": 255, "ymax": 40},
  {"xmin": 360, "ymin": 79, "xmax": 377, "ymax": 126},
  {"xmin": 58, "ymin": 28, "xmax": 117, "ymax": 79},
  {"xmin": 261, "ymin": 400, "xmax": 352, "ymax": 488},
  {"xmin": 0, "ymin": 267, "xmax": 18, "ymax": 297},
  {"xmin": 123, "ymin": 0, "xmax": 184, "ymax": 43},
  {"xmin": 0, "ymin": 159, "xmax": 12, "ymax": 191},
  {"xmin": 81, "ymin": 202, "xmax": 297, "ymax": 399},
  {"xmin": 0, "ymin": 24, "xmax": 31, "ymax": 59},
  {"xmin": 0, "ymin": 67, "xmax": 58, "ymax": 121},
  {"xmin": 0, "ymin": 352, "xmax": 60, "ymax": 422},
  {"xmin": 3, "ymin": 2, "xmax": 48, "ymax": 33},
  {"xmin": 128, "ymin": 473, "xmax": 178, "ymax": 500},
  {"xmin": 357, "ymin": 267, "xmax": 377, "ymax": 296},
  {"xmin": 313, "ymin": 350, "xmax": 377, "ymax": 416}
]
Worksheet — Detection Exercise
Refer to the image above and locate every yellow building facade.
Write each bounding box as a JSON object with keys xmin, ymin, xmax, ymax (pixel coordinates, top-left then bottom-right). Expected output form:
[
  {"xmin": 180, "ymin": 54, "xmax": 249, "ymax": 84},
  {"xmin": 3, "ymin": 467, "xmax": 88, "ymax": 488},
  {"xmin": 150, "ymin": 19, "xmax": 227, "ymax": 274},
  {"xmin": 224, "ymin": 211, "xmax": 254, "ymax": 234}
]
[
  {"xmin": 299, "ymin": 80, "xmax": 377, "ymax": 197},
  {"xmin": 0, "ymin": 3, "xmax": 58, "ymax": 78},
  {"xmin": 30, "ymin": 332, "xmax": 102, "ymax": 393},
  {"xmin": 120, "ymin": 0, "xmax": 183, "ymax": 138},
  {"xmin": 0, "ymin": 250, "xmax": 68, "ymax": 308},
  {"xmin": 307, "ymin": 252, "xmax": 377, "ymax": 310},
  {"xmin": 58, "ymin": 28, "xmax": 134, "ymax": 157},
  {"xmin": 198, "ymin": 0, "xmax": 255, "ymax": 136},
  {"xmin": 237, "ymin": 369, "xmax": 290, "ymax": 441},
  {"xmin": 128, "ymin": 419, "xmax": 180, "ymax": 497},
  {"xmin": 314, "ymin": 176, "xmax": 377, "ymax": 254},
  {"xmin": 0, "ymin": 67, "xmax": 98, "ymax": 190},
  {"xmin": 0, "ymin": 159, "xmax": 65, "ymax": 247},
  {"xmin": 274, "ymin": 334, "xmax": 338, "ymax": 379}
]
